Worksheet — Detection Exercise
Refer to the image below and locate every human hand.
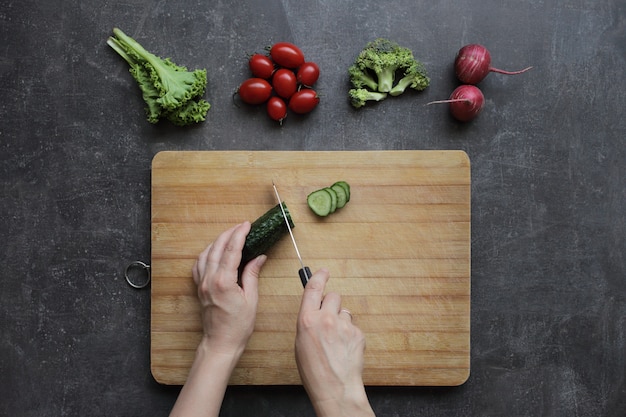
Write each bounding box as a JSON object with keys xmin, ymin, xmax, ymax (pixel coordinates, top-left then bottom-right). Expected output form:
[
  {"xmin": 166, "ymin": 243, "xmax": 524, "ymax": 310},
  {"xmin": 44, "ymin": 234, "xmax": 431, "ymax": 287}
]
[
  {"xmin": 169, "ymin": 222, "xmax": 266, "ymax": 417},
  {"xmin": 295, "ymin": 269, "xmax": 375, "ymax": 417},
  {"xmin": 192, "ymin": 221, "xmax": 267, "ymax": 357}
]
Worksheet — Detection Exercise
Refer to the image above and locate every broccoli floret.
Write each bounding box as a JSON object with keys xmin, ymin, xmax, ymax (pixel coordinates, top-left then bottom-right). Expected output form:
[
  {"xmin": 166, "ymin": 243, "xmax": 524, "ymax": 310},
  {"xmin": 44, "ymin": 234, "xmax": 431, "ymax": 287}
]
[
  {"xmin": 107, "ymin": 28, "xmax": 210, "ymax": 125},
  {"xmin": 349, "ymin": 88, "xmax": 388, "ymax": 109},
  {"xmin": 348, "ymin": 64, "xmax": 379, "ymax": 91},
  {"xmin": 389, "ymin": 60, "xmax": 430, "ymax": 96},
  {"xmin": 351, "ymin": 38, "xmax": 429, "ymax": 94}
]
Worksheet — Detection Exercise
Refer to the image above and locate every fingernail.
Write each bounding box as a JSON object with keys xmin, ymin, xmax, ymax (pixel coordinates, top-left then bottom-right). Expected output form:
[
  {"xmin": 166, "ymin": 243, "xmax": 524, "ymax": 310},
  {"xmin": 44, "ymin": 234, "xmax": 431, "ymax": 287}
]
[{"xmin": 256, "ymin": 254, "xmax": 268, "ymax": 266}]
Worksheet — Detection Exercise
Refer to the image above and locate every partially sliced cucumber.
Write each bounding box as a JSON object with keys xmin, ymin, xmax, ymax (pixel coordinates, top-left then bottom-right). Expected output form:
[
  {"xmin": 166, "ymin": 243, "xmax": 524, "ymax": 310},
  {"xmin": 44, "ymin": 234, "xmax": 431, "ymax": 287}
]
[
  {"xmin": 307, "ymin": 189, "xmax": 333, "ymax": 216},
  {"xmin": 241, "ymin": 202, "xmax": 294, "ymax": 268},
  {"xmin": 330, "ymin": 184, "xmax": 347, "ymax": 209}
]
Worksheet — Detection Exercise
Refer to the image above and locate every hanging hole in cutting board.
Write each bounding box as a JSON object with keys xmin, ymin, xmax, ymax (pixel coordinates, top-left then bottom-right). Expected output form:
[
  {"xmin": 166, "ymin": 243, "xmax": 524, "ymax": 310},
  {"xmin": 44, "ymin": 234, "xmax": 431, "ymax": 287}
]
[{"xmin": 124, "ymin": 260, "xmax": 151, "ymax": 289}]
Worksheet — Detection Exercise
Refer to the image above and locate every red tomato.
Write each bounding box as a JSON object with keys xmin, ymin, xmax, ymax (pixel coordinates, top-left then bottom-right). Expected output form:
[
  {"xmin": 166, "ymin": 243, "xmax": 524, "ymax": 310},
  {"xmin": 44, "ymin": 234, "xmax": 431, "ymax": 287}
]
[
  {"xmin": 248, "ymin": 54, "xmax": 274, "ymax": 79},
  {"xmin": 288, "ymin": 89, "xmax": 320, "ymax": 114},
  {"xmin": 266, "ymin": 96, "xmax": 287, "ymax": 123},
  {"xmin": 270, "ymin": 42, "xmax": 305, "ymax": 69},
  {"xmin": 296, "ymin": 62, "xmax": 320, "ymax": 86},
  {"xmin": 237, "ymin": 78, "xmax": 272, "ymax": 105},
  {"xmin": 272, "ymin": 68, "xmax": 298, "ymax": 99}
]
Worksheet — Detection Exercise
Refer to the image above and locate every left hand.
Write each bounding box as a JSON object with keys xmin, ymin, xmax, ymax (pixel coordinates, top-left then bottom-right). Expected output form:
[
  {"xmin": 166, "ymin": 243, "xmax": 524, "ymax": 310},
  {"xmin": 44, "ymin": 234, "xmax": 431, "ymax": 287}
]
[{"xmin": 192, "ymin": 221, "xmax": 267, "ymax": 357}]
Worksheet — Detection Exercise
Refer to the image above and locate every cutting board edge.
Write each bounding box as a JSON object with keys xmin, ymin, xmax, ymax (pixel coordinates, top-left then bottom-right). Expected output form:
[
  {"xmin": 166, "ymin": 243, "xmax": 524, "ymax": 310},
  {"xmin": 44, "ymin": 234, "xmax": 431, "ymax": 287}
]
[
  {"xmin": 149, "ymin": 369, "xmax": 472, "ymax": 387},
  {"xmin": 152, "ymin": 149, "xmax": 471, "ymax": 168}
]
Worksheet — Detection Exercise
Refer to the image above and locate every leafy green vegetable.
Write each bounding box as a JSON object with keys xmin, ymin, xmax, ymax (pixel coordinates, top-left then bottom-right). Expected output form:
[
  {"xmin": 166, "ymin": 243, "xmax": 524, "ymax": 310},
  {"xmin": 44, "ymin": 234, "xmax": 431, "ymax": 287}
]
[
  {"xmin": 107, "ymin": 28, "xmax": 210, "ymax": 126},
  {"xmin": 348, "ymin": 38, "xmax": 429, "ymax": 108}
]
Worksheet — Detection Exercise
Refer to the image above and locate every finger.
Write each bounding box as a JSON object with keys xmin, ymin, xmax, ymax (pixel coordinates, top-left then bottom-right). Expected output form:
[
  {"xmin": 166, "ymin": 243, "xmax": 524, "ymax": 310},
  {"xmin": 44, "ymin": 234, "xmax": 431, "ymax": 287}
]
[
  {"xmin": 299, "ymin": 268, "xmax": 329, "ymax": 313},
  {"xmin": 320, "ymin": 291, "xmax": 341, "ymax": 313},
  {"xmin": 218, "ymin": 221, "xmax": 251, "ymax": 272},
  {"xmin": 206, "ymin": 224, "xmax": 240, "ymax": 274},
  {"xmin": 193, "ymin": 243, "xmax": 212, "ymax": 285},
  {"xmin": 192, "ymin": 260, "xmax": 200, "ymax": 285},
  {"xmin": 241, "ymin": 254, "xmax": 266, "ymax": 302}
]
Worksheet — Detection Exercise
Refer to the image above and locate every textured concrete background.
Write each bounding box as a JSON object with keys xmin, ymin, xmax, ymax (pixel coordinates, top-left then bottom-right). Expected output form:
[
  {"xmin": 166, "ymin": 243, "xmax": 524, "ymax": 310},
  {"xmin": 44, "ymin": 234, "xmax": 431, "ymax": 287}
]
[{"xmin": 1, "ymin": 0, "xmax": 624, "ymax": 416}]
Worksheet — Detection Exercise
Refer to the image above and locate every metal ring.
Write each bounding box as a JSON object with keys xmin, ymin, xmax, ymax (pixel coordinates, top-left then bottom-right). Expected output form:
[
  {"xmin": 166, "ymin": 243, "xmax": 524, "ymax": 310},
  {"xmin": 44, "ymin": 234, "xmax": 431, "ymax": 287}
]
[
  {"xmin": 125, "ymin": 261, "xmax": 151, "ymax": 289},
  {"xmin": 340, "ymin": 309, "xmax": 353, "ymax": 320}
]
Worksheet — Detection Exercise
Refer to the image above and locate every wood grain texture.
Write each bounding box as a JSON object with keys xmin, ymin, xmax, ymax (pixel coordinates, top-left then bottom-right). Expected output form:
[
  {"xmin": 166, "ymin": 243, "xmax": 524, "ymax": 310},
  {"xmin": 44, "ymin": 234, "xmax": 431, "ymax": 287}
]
[{"xmin": 151, "ymin": 150, "xmax": 471, "ymax": 386}]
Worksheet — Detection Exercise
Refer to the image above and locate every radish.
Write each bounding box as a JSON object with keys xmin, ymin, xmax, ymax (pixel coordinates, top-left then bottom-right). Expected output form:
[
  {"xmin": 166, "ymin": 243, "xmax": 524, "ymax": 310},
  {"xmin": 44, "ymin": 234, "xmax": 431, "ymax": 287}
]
[
  {"xmin": 455, "ymin": 44, "xmax": 533, "ymax": 85},
  {"xmin": 427, "ymin": 85, "xmax": 485, "ymax": 122}
]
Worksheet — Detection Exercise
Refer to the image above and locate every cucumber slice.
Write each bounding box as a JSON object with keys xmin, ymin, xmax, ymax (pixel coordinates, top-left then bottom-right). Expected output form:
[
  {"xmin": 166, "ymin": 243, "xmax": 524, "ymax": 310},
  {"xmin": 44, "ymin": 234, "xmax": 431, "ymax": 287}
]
[
  {"xmin": 332, "ymin": 181, "xmax": 350, "ymax": 202},
  {"xmin": 324, "ymin": 187, "xmax": 338, "ymax": 213},
  {"xmin": 330, "ymin": 184, "xmax": 347, "ymax": 209},
  {"xmin": 307, "ymin": 181, "xmax": 351, "ymax": 217},
  {"xmin": 307, "ymin": 189, "xmax": 333, "ymax": 216}
]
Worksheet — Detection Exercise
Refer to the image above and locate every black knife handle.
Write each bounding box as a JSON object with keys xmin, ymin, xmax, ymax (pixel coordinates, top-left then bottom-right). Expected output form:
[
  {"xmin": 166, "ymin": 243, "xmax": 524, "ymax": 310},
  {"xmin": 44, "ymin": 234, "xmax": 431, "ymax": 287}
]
[{"xmin": 299, "ymin": 267, "xmax": 312, "ymax": 288}]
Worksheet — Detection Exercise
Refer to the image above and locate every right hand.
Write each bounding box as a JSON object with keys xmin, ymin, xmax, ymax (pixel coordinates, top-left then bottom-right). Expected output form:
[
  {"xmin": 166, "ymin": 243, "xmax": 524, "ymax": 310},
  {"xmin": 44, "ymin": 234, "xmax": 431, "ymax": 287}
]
[{"xmin": 295, "ymin": 269, "xmax": 375, "ymax": 417}]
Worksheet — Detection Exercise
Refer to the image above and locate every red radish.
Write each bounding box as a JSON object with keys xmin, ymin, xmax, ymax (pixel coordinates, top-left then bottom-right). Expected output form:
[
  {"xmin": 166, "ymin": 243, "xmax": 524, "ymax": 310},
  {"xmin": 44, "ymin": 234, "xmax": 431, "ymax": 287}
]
[
  {"xmin": 455, "ymin": 44, "xmax": 533, "ymax": 85},
  {"xmin": 427, "ymin": 85, "xmax": 485, "ymax": 122}
]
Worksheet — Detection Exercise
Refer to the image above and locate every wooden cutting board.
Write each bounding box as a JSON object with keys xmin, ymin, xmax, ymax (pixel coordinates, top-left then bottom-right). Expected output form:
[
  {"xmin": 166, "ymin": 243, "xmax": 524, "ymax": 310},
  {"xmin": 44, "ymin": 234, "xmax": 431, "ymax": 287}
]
[{"xmin": 151, "ymin": 150, "xmax": 471, "ymax": 386}]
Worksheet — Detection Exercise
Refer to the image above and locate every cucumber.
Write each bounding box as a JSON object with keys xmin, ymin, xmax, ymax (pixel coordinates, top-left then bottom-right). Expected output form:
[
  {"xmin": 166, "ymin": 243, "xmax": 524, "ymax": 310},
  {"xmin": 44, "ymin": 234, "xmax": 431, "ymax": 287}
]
[
  {"xmin": 330, "ymin": 184, "xmax": 347, "ymax": 209},
  {"xmin": 307, "ymin": 189, "xmax": 333, "ymax": 216},
  {"xmin": 307, "ymin": 181, "xmax": 351, "ymax": 217},
  {"xmin": 332, "ymin": 181, "xmax": 350, "ymax": 202},
  {"xmin": 240, "ymin": 202, "xmax": 294, "ymax": 268},
  {"xmin": 324, "ymin": 187, "xmax": 338, "ymax": 213}
]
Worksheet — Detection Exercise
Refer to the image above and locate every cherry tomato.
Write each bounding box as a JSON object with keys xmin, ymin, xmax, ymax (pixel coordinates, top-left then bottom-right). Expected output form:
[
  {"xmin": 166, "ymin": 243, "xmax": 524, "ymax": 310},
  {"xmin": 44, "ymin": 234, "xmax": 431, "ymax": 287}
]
[
  {"xmin": 266, "ymin": 96, "xmax": 287, "ymax": 123},
  {"xmin": 270, "ymin": 42, "xmax": 305, "ymax": 69},
  {"xmin": 237, "ymin": 78, "xmax": 272, "ymax": 105},
  {"xmin": 248, "ymin": 54, "xmax": 274, "ymax": 79},
  {"xmin": 272, "ymin": 68, "xmax": 298, "ymax": 99},
  {"xmin": 288, "ymin": 89, "xmax": 320, "ymax": 114},
  {"xmin": 296, "ymin": 62, "xmax": 320, "ymax": 86}
]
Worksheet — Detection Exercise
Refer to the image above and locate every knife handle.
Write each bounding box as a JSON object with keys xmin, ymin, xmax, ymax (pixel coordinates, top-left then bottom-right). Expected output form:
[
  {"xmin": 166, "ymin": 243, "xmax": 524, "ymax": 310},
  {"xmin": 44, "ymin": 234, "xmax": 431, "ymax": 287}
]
[{"xmin": 298, "ymin": 267, "xmax": 312, "ymax": 288}]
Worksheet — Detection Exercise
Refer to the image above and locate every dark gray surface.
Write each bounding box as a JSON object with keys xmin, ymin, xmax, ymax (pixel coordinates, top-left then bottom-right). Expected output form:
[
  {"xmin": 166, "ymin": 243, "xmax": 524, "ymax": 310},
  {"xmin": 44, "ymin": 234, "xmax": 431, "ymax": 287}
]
[{"xmin": 1, "ymin": 0, "xmax": 624, "ymax": 416}]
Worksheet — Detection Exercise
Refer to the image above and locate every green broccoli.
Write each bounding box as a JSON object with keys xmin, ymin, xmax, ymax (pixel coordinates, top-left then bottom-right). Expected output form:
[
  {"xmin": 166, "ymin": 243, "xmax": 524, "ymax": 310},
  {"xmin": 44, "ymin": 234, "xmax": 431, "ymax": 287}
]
[
  {"xmin": 349, "ymin": 38, "xmax": 429, "ymax": 94},
  {"xmin": 388, "ymin": 60, "xmax": 430, "ymax": 97},
  {"xmin": 348, "ymin": 64, "xmax": 378, "ymax": 91},
  {"xmin": 349, "ymin": 88, "xmax": 388, "ymax": 109},
  {"xmin": 107, "ymin": 28, "xmax": 210, "ymax": 125}
]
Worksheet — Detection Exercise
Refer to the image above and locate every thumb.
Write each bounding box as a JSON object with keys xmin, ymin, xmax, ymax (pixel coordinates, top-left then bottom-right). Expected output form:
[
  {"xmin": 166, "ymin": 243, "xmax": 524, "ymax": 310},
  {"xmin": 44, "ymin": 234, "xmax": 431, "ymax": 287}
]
[{"xmin": 299, "ymin": 268, "xmax": 329, "ymax": 314}]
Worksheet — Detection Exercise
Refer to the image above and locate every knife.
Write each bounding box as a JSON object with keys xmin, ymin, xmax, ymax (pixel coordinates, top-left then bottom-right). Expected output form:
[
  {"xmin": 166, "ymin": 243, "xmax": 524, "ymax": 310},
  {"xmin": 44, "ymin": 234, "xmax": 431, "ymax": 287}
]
[{"xmin": 272, "ymin": 181, "xmax": 312, "ymax": 287}]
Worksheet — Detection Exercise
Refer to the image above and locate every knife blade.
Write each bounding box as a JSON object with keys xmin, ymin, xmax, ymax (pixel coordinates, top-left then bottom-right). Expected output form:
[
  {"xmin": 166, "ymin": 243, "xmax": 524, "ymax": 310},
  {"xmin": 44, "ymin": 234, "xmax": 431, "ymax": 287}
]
[{"xmin": 272, "ymin": 181, "xmax": 311, "ymax": 287}]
